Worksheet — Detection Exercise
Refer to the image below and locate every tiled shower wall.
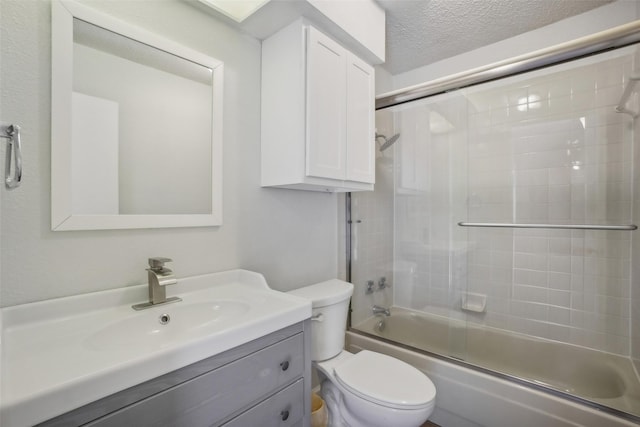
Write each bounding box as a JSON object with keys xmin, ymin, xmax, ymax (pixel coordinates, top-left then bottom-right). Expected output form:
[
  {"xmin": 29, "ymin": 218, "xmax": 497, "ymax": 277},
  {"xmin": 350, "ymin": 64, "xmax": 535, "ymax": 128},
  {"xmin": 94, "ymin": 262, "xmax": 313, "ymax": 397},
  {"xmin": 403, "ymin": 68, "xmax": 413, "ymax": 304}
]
[{"xmin": 390, "ymin": 46, "xmax": 638, "ymax": 356}]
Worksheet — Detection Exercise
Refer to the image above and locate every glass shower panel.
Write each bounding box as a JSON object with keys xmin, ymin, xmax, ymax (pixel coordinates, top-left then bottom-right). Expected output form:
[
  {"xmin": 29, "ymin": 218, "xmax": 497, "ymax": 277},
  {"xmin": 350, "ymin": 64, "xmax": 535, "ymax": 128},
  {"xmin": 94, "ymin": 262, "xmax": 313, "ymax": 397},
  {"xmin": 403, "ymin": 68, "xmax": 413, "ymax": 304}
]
[
  {"xmin": 351, "ymin": 90, "xmax": 470, "ymax": 357},
  {"xmin": 459, "ymin": 46, "xmax": 636, "ymax": 350},
  {"xmin": 393, "ymin": 92, "xmax": 471, "ymax": 359},
  {"xmin": 350, "ymin": 42, "xmax": 640, "ymax": 418}
]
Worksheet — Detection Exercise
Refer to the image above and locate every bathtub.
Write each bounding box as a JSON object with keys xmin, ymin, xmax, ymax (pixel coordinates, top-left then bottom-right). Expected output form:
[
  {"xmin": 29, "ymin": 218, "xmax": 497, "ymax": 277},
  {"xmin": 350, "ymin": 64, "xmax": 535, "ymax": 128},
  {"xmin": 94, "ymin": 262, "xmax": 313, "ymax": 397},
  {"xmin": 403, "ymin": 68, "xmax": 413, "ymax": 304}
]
[{"xmin": 348, "ymin": 307, "xmax": 640, "ymax": 427}]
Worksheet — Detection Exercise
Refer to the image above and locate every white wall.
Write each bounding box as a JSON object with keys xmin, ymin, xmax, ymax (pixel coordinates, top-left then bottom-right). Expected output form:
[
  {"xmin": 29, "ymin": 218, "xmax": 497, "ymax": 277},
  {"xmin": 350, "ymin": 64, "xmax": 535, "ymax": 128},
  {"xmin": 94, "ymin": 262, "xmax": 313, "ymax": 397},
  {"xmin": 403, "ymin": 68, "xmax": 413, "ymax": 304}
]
[
  {"xmin": 374, "ymin": 65, "xmax": 393, "ymax": 99},
  {"xmin": 0, "ymin": 0, "xmax": 338, "ymax": 307}
]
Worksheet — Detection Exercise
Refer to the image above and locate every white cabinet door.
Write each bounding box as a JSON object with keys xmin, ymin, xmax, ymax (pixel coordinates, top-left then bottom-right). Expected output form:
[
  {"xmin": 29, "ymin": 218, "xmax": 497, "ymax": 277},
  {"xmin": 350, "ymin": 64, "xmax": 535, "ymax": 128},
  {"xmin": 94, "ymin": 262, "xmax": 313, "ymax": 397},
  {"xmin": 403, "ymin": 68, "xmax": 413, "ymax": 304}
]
[
  {"xmin": 345, "ymin": 52, "xmax": 375, "ymax": 183},
  {"xmin": 305, "ymin": 26, "xmax": 347, "ymax": 180},
  {"xmin": 261, "ymin": 20, "xmax": 375, "ymax": 191}
]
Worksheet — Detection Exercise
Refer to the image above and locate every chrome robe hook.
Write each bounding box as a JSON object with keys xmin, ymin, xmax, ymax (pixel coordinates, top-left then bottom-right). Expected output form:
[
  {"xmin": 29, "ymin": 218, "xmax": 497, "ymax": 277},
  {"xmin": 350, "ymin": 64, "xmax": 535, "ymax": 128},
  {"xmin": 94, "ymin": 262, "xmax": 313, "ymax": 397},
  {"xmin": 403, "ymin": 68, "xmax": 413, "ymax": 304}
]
[{"xmin": 1, "ymin": 124, "xmax": 22, "ymax": 189}]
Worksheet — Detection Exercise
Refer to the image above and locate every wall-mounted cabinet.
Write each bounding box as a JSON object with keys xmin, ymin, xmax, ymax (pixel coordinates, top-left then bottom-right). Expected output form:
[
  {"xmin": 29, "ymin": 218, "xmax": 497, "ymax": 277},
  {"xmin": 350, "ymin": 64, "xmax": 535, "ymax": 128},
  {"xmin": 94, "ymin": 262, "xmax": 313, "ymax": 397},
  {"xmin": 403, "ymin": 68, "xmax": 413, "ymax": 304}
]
[{"xmin": 261, "ymin": 19, "xmax": 375, "ymax": 192}]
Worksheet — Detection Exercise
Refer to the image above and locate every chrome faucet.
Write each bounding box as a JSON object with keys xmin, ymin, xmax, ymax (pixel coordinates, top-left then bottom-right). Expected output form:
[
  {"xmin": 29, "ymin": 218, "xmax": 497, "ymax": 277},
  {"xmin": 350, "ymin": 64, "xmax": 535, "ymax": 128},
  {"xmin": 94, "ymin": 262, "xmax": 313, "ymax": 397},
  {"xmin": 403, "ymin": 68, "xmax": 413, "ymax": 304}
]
[
  {"xmin": 372, "ymin": 305, "xmax": 391, "ymax": 316},
  {"xmin": 132, "ymin": 257, "xmax": 182, "ymax": 310}
]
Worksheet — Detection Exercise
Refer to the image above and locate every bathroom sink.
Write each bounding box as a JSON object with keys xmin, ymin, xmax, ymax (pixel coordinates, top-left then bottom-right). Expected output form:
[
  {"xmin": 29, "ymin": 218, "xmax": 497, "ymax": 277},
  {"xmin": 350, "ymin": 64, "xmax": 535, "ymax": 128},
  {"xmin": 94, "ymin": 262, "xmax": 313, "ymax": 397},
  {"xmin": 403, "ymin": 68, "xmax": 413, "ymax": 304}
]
[
  {"xmin": 0, "ymin": 269, "xmax": 311, "ymax": 427},
  {"xmin": 85, "ymin": 300, "xmax": 251, "ymax": 351}
]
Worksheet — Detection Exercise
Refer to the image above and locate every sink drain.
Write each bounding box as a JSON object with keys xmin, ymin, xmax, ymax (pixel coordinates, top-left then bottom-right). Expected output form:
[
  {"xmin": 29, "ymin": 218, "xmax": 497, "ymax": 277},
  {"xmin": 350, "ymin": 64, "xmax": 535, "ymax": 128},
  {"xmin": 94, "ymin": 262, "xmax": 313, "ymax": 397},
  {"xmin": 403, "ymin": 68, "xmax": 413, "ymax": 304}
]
[{"xmin": 159, "ymin": 313, "xmax": 171, "ymax": 325}]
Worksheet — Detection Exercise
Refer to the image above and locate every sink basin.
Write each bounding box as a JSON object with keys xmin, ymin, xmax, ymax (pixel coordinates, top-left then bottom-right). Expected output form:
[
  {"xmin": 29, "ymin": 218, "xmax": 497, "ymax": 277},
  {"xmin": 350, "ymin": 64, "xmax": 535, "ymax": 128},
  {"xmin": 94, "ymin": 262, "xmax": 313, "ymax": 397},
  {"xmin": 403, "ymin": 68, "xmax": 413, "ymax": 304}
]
[
  {"xmin": 0, "ymin": 269, "xmax": 311, "ymax": 427},
  {"xmin": 85, "ymin": 300, "xmax": 251, "ymax": 351}
]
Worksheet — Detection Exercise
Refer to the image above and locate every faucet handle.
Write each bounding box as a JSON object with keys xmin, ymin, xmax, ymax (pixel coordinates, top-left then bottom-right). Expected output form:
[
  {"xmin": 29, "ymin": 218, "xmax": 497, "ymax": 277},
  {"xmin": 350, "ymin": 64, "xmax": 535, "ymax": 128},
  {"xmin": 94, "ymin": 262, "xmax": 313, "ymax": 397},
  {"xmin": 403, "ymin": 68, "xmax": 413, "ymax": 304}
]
[
  {"xmin": 378, "ymin": 276, "xmax": 391, "ymax": 289},
  {"xmin": 148, "ymin": 257, "xmax": 172, "ymax": 271}
]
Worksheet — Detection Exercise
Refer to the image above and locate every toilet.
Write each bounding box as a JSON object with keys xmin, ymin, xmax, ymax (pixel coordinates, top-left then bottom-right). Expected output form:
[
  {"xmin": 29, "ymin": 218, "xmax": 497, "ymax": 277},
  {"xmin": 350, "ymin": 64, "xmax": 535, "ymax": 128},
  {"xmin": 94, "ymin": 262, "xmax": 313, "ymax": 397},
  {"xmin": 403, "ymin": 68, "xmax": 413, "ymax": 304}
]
[{"xmin": 289, "ymin": 279, "xmax": 436, "ymax": 427}]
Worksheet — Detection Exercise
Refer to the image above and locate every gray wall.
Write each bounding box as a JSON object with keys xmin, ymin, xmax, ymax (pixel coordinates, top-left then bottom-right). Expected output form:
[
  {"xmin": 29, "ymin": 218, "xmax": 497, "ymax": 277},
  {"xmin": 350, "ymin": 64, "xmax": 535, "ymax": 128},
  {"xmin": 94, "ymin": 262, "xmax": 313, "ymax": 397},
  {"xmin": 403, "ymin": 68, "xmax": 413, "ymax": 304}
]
[{"xmin": 0, "ymin": 0, "xmax": 338, "ymax": 307}]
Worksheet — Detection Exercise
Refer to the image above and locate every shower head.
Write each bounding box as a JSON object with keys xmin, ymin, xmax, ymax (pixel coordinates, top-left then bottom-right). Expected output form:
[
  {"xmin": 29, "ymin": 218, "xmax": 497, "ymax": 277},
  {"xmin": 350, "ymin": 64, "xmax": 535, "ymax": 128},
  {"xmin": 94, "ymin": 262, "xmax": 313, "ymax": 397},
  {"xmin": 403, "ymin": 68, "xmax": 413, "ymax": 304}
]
[{"xmin": 375, "ymin": 133, "xmax": 401, "ymax": 152}]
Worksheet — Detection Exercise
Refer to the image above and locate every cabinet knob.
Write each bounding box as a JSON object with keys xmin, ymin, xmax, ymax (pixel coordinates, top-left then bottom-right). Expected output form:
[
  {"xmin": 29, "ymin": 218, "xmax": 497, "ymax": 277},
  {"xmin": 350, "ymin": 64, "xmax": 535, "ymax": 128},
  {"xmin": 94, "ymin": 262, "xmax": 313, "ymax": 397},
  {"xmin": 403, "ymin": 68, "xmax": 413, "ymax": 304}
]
[
  {"xmin": 281, "ymin": 409, "xmax": 290, "ymax": 421},
  {"xmin": 280, "ymin": 360, "xmax": 289, "ymax": 371}
]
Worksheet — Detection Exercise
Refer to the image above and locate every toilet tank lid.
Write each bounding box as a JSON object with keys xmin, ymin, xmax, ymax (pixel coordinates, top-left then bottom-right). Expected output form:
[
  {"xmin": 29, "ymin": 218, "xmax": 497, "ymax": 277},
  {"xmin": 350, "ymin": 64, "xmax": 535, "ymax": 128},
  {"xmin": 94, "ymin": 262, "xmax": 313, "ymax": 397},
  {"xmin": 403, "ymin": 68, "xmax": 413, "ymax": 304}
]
[{"xmin": 288, "ymin": 279, "xmax": 353, "ymax": 307}]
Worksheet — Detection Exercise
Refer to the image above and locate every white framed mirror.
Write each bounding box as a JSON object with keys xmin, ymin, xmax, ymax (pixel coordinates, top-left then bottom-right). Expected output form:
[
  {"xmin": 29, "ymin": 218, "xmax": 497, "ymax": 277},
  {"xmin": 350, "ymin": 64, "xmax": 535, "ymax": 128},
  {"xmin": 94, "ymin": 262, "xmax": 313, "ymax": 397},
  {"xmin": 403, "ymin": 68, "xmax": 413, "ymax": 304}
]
[{"xmin": 51, "ymin": 0, "xmax": 223, "ymax": 230}]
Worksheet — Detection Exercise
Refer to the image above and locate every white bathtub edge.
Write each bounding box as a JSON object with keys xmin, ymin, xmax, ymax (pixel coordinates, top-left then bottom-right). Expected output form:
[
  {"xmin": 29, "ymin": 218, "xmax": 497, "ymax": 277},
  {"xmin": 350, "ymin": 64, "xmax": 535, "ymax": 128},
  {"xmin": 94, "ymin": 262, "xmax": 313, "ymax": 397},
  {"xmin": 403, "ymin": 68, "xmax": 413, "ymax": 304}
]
[{"xmin": 346, "ymin": 331, "xmax": 639, "ymax": 427}]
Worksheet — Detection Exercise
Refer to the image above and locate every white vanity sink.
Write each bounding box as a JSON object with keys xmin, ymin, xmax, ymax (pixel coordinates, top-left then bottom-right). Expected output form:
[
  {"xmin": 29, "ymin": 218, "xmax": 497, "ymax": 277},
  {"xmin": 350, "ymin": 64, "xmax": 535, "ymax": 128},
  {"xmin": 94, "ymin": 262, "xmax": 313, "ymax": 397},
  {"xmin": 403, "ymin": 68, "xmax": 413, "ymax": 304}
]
[
  {"xmin": 0, "ymin": 270, "xmax": 311, "ymax": 427},
  {"xmin": 85, "ymin": 300, "xmax": 251, "ymax": 352}
]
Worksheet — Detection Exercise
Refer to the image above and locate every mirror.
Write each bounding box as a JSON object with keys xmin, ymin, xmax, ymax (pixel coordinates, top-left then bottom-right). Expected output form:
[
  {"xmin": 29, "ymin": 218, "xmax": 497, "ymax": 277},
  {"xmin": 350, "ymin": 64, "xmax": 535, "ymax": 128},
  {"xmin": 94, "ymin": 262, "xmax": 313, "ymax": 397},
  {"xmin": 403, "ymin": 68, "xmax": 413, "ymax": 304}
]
[{"xmin": 51, "ymin": 0, "xmax": 223, "ymax": 230}]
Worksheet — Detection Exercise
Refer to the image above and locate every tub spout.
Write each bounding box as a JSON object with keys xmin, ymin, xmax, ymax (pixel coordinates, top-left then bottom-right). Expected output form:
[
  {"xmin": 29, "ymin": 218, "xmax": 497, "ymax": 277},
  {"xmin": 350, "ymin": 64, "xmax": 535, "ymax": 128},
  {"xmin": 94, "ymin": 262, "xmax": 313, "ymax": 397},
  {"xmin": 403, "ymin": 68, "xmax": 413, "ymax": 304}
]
[{"xmin": 372, "ymin": 305, "xmax": 390, "ymax": 316}]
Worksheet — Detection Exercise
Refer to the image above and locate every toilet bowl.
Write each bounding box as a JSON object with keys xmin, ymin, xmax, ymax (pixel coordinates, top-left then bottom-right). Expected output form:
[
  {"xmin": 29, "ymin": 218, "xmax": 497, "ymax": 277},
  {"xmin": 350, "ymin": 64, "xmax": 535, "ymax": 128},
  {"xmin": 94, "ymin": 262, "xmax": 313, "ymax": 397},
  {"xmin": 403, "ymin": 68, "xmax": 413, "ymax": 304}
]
[
  {"xmin": 316, "ymin": 349, "xmax": 435, "ymax": 427},
  {"xmin": 288, "ymin": 279, "xmax": 436, "ymax": 427}
]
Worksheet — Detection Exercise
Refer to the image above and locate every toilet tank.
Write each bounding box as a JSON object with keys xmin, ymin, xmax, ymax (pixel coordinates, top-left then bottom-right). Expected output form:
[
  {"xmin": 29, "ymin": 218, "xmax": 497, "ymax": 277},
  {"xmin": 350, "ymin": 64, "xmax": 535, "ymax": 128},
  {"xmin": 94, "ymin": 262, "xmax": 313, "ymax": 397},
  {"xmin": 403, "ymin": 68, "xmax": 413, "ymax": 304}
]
[{"xmin": 288, "ymin": 279, "xmax": 354, "ymax": 361}]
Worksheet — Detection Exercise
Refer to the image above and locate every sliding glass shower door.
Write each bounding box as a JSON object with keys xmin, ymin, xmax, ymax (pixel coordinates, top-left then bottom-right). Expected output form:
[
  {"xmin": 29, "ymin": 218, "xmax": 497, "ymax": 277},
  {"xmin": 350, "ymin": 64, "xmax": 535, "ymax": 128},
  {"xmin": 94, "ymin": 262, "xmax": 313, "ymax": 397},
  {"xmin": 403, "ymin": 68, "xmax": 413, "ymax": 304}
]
[{"xmin": 350, "ymin": 42, "xmax": 640, "ymax": 418}]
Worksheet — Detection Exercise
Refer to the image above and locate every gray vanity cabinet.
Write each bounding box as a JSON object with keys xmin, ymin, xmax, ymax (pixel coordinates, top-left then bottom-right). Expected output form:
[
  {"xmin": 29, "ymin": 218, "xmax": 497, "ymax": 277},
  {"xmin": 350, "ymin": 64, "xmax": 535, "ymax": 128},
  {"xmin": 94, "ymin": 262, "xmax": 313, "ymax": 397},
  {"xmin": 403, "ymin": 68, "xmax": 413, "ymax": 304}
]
[{"xmin": 38, "ymin": 322, "xmax": 311, "ymax": 427}]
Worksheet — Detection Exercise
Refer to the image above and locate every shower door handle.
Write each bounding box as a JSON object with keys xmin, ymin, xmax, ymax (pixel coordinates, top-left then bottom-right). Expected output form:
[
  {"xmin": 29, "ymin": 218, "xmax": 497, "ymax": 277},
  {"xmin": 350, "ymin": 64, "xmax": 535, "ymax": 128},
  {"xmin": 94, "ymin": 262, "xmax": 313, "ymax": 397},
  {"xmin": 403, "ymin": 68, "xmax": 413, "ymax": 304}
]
[{"xmin": 458, "ymin": 221, "xmax": 637, "ymax": 231}]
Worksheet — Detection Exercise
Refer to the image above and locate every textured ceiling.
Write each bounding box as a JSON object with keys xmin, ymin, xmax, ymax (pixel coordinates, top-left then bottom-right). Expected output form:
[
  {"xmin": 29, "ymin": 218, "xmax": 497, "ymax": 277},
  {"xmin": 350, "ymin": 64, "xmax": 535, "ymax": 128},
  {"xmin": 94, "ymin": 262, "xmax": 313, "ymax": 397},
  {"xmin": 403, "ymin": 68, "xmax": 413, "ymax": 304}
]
[{"xmin": 379, "ymin": 0, "xmax": 615, "ymax": 75}]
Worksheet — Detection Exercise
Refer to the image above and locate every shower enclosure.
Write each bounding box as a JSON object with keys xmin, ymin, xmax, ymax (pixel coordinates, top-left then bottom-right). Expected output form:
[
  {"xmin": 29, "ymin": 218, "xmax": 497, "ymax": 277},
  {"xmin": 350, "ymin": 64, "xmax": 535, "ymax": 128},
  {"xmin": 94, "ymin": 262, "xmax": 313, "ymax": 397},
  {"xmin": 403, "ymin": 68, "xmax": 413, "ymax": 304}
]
[{"xmin": 349, "ymin": 39, "xmax": 640, "ymax": 420}]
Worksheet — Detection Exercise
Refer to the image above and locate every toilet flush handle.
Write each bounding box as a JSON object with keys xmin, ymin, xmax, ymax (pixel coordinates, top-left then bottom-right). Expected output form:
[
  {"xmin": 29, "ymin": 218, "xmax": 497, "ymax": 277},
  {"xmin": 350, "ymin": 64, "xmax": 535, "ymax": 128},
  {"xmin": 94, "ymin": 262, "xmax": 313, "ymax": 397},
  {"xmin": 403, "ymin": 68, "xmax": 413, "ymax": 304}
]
[{"xmin": 311, "ymin": 312, "xmax": 324, "ymax": 322}]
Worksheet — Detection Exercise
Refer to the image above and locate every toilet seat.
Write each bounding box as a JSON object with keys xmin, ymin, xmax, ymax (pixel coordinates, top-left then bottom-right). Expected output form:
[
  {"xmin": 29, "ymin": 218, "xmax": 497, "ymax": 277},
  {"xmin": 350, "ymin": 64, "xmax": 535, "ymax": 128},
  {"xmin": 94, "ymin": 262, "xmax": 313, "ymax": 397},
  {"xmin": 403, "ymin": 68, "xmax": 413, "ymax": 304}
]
[{"xmin": 333, "ymin": 350, "xmax": 436, "ymax": 410}]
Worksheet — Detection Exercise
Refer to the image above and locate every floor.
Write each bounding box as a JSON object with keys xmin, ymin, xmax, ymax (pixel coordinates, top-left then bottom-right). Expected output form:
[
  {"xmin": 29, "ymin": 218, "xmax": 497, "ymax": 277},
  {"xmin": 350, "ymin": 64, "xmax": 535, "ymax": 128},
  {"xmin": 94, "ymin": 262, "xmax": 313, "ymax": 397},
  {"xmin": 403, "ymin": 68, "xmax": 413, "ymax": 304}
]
[{"xmin": 422, "ymin": 421, "xmax": 440, "ymax": 427}]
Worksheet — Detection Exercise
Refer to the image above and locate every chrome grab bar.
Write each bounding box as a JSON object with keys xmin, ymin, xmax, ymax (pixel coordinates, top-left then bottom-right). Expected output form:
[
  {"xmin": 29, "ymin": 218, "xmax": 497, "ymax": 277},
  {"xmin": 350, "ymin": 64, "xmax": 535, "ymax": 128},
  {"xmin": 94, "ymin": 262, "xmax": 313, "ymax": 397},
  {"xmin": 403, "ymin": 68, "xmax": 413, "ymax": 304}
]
[
  {"xmin": 1, "ymin": 124, "xmax": 22, "ymax": 189},
  {"xmin": 458, "ymin": 222, "xmax": 637, "ymax": 231}
]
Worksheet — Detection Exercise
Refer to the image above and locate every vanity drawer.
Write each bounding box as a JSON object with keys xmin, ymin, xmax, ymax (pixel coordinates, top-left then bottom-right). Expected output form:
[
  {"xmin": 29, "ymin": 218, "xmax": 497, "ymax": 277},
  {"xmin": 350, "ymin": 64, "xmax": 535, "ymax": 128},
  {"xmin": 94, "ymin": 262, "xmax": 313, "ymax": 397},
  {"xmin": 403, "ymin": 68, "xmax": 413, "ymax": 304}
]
[
  {"xmin": 223, "ymin": 378, "xmax": 304, "ymax": 427},
  {"xmin": 86, "ymin": 333, "xmax": 304, "ymax": 427}
]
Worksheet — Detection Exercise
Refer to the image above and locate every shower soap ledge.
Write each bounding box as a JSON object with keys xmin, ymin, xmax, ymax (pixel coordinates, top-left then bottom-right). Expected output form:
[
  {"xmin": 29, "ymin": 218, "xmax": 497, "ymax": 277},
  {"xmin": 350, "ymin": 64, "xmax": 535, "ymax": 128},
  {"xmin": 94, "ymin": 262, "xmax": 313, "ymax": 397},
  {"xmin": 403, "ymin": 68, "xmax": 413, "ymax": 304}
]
[{"xmin": 461, "ymin": 292, "xmax": 486, "ymax": 313}]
